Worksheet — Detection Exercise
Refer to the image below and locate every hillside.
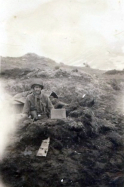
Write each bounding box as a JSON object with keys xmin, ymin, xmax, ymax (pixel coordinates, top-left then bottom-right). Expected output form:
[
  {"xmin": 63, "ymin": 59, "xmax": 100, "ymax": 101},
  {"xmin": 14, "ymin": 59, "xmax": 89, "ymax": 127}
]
[
  {"xmin": 1, "ymin": 54, "xmax": 124, "ymax": 187},
  {"xmin": 1, "ymin": 53, "xmax": 105, "ymax": 76},
  {"xmin": 1, "ymin": 53, "xmax": 57, "ymax": 71}
]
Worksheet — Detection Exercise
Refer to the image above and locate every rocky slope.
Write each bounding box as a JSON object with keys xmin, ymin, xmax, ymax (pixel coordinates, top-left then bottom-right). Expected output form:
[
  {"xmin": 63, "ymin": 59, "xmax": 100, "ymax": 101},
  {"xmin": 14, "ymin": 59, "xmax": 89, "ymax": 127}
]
[{"xmin": 0, "ymin": 53, "xmax": 124, "ymax": 187}]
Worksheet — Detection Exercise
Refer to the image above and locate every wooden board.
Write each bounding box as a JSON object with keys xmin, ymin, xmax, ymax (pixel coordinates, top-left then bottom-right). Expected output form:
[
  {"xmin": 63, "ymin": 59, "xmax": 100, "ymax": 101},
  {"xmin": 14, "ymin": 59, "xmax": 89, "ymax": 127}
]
[
  {"xmin": 36, "ymin": 137, "xmax": 50, "ymax": 157},
  {"xmin": 51, "ymin": 108, "xmax": 66, "ymax": 119}
]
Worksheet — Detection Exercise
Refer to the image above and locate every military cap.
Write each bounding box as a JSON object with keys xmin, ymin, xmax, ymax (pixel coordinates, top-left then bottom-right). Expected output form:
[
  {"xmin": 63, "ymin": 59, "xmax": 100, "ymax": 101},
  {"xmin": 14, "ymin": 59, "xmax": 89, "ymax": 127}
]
[{"xmin": 31, "ymin": 80, "xmax": 44, "ymax": 89}]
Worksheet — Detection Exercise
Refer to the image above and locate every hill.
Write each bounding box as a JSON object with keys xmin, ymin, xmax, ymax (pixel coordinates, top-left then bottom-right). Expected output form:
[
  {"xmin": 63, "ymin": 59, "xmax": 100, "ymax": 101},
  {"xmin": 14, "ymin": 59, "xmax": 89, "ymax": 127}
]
[{"xmin": 1, "ymin": 54, "xmax": 124, "ymax": 187}]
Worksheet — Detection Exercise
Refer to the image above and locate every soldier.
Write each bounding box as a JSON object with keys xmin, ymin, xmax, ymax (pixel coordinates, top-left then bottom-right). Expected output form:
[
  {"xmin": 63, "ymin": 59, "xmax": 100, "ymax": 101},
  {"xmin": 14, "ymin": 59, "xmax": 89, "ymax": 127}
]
[
  {"xmin": 23, "ymin": 81, "xmax": 53, "ymax": 121},
  {"xmin": 49, "ymin": 91, "xmax": 69, "ymax": 109}
]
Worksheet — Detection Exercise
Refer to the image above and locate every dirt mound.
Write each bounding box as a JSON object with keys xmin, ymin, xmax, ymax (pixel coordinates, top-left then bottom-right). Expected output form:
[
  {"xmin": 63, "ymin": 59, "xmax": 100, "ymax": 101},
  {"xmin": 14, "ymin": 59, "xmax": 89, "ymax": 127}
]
[
  {"xmin": 0, "ymin": 114, "xmax": 124, "ymax": 187},
  {"xmin": 1, "ymin": 98, "xmax": 124, "ymax": 187}
]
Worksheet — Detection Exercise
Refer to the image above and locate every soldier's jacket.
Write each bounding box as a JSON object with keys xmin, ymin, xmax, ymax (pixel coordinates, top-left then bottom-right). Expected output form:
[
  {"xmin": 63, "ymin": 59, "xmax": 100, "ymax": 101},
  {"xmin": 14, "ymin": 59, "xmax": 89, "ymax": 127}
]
[{"xmin": 23, "ymin": 93, "xmax": 53, "ymax": 116}]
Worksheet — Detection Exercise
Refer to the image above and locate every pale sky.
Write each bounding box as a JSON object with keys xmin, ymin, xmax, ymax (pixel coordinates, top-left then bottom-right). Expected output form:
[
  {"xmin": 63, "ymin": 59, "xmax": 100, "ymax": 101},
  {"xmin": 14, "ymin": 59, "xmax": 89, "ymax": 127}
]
[{"xmin": 1, "ymin": 0, "xmax": 124, "ymax": 69}]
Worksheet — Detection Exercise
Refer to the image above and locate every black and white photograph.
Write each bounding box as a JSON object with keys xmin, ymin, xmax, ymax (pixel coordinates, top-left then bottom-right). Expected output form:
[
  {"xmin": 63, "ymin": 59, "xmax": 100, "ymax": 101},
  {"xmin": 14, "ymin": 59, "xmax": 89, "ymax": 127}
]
[{"xmin": 0, "ymin": 1, "xmax": 124, "ymax": 187}]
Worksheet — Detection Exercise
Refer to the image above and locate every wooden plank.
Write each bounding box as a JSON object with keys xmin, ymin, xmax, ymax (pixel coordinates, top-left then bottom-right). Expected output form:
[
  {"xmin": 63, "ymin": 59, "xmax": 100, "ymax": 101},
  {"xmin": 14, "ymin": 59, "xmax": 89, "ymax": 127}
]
[{"xmin": 36, "ymin": 137, "xmax": 50, "ymax": 157}]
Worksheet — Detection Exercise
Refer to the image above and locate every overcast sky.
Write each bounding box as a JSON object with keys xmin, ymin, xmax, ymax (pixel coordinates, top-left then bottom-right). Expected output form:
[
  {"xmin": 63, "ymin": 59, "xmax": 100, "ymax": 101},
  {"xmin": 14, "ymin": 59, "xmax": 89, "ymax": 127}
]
[{"xmin": 1, "ymin": 0, "xmax": 124, "ymax": 69}]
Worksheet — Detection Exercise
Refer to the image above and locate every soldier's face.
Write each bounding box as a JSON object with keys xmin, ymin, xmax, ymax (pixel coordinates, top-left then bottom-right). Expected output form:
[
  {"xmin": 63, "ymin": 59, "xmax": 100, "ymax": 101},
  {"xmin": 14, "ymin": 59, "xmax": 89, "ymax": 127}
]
[
  {"xmin": 33, "ymin": 85, "xmax": 42, "ymax": 95},
  {"xmin": 49, "ymin": 96, "xmax": 58, "ymax": 104}
]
